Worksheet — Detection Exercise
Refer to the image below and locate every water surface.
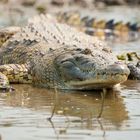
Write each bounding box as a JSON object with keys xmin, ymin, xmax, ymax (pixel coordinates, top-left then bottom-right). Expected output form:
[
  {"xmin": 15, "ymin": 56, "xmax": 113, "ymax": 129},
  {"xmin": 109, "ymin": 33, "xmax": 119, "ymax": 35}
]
[
  {"xmin": 0, "ymin": 4, "xmax": 140, "ymax": 140},
  {"xmin": 0, "ymin": 80, "xmax": 140, "ymax": 140}
]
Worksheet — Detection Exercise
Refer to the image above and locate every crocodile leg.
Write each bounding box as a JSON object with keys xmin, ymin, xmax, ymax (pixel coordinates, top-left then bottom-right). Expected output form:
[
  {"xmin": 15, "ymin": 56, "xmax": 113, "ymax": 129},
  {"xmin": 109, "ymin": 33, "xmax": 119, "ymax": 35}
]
[
  {"xmin": 0, "ymin": 64, "xmax": 32, "ymax": 86},
  {"xmin": 0, "ymin": 72, "xmax": 10, "ymax": 90}
]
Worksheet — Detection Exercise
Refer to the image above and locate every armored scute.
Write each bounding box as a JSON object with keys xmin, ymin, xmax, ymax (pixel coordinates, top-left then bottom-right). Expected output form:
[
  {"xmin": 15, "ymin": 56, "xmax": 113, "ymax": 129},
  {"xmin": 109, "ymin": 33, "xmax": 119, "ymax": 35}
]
[{"xmin": 0, "ymin": 15, "xmax": 130, "ymax": 90}]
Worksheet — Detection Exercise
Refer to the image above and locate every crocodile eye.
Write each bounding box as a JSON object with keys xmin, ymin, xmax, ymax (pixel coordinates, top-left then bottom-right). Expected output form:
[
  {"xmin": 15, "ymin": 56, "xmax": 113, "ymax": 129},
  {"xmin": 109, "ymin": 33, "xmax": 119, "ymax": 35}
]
[{"xmin": 60, "ymin": 60, "xmax": 67, "ymax": 64}]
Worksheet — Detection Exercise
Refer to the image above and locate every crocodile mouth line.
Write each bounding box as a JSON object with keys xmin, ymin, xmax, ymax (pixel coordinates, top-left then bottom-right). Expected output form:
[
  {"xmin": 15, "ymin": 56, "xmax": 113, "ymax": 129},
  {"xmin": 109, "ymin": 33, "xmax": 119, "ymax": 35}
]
[{"xmin": 68, "ymin": 73, "xmax": 128, "ymax": 87}]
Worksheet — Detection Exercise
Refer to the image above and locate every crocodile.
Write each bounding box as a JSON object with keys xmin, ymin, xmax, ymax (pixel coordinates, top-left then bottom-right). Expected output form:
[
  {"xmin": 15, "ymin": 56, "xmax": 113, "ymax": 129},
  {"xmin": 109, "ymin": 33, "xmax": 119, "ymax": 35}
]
[
  {"xmin": 56, "ymin": 11, "xmax": 140, "ymax": 41},
  {"xmin": 0, "ymin": 14, "xmax": 130, "ymax": 90},
  {"xmin": 0, "ymin": 27, "xmax": 21, "ymax": 48}
]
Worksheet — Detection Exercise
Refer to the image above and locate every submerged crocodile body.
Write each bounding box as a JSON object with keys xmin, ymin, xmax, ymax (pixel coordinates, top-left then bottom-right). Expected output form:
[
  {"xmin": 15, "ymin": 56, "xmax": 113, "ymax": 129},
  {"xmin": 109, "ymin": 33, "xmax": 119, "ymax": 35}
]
[
  {"xmin": 56, "ymin": 11, "xmax": 140, "ymax": 41},
  {"xmin": 0, "ymin": 14, "xmax": 130, "ymax": 90}
]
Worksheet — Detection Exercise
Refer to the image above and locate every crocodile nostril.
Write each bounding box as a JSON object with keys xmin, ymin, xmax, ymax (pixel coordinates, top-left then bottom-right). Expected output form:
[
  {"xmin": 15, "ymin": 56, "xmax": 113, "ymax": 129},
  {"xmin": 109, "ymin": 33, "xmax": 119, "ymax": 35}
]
[{"xmin": 107, "ymin": 64, "xmax": 130, "ymax": 75}]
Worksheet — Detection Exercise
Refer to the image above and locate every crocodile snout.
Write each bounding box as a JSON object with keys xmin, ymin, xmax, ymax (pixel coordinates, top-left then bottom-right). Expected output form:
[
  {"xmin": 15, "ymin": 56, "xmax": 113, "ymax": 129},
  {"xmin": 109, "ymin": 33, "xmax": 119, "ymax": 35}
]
[{"xmin": 107, "ymin": 63, "xmax": 130, "ymax": 75}]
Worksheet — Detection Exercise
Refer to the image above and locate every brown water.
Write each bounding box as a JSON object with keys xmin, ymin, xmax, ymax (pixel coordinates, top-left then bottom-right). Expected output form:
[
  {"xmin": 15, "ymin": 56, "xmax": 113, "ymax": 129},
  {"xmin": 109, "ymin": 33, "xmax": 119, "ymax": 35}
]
[
  {"xmin": 0, "ymin": 81, "xmax": 140, "ymax": 140},
  {"xmin": 0, "ymin": 3, "xmax": 140, "ymax": 140}
]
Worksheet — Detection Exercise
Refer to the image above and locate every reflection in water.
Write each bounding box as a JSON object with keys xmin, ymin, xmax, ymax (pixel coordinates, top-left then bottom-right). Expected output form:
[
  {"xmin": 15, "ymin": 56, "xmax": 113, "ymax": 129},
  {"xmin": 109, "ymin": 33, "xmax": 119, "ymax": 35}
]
[
  {"xmin": 0, "ymin": 3, "xmax": 140, "ymax": 140},
  {"xmin": 0, "ymin": 85, "xmax": 128, "ymax": 127},
  {"xmin": 122, "ymin": 80, "xmax": 140, "ymax": 90},
  {"xmin": 0, "ymin": 81, "xmax": 140, "ymax": 140}
]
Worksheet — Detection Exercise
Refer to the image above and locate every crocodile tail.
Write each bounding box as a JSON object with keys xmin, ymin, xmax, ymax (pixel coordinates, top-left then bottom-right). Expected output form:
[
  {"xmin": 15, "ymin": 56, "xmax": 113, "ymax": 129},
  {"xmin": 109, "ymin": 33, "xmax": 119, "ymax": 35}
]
[
  {"xmin": 56, "ymin": 11, "xmax": 140, "ymax": 41},
  {"xmin": 82, "ymin": 27, "xmax": 140, "ymax": 42},
  {"xmin": 56, "ymin": 11, "xmax": 140, "ymax": 32},
  {"xmin": 106, "ymin": 19, "xmax": 114, "ymax": 29}
]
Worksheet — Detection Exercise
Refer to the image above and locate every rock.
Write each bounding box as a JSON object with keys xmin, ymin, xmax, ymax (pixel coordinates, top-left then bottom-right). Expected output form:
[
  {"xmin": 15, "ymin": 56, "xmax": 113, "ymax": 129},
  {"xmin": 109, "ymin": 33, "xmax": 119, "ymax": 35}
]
[{"xmin": 127, "ymin": 61, "xmax": 140, "ymax": 80}]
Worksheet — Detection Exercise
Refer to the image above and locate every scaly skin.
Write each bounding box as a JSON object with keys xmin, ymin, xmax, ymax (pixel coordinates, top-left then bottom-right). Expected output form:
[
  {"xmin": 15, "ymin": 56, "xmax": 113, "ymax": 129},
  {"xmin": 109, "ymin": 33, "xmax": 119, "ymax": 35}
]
[
  {"xmin": 56, "ymin": 11, "xmax": 140, "ymax": 41},
  {"xmin": 0, "ymin": 72, "xmax": 9, "ymax": 89},
  {"xmin": 0, "ymin": 27, "xmax": 21, "ymax": 48},
  {"xmin": 0, "ymin": 14, "xmax": 130, "ymax": 90}
]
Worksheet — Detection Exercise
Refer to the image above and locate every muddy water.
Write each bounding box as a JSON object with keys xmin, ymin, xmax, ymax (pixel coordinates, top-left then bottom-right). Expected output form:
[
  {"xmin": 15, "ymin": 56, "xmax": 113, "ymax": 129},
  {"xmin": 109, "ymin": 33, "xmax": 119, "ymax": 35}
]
[
  {"xmin": 0, "ymin": 4, "xmax": 140, "ymax": 140},
  {"xmin": 0, "ymin": 81, "xmax": 140, "ymax": 140}
]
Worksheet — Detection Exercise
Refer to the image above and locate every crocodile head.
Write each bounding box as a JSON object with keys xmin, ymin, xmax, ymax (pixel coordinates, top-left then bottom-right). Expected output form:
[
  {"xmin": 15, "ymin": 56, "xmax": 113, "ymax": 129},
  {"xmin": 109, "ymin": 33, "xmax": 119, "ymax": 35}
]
[
  {"xmin": 35, "ymin": 46, "xmax": 130, "ymax": 90},
  {"xmin": 53, "ymin": 47, "xmax": 130, "ymax": 90}
]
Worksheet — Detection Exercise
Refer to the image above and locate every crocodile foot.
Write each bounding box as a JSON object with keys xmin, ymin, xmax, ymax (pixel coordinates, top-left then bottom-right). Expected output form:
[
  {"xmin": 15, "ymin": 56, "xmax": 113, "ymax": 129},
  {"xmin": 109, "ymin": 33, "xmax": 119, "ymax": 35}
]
[
  {"xmin": 0, "ymin": 64, "xmax": 31, "ymax": 92},
  {"xmin": 0, "ymin": 72, "xmax": 12, "ymax": 91}
]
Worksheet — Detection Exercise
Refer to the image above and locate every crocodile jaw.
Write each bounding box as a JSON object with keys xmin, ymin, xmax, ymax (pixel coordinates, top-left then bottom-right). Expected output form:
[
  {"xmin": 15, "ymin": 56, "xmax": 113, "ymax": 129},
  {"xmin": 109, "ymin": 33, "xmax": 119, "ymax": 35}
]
[
  {"xmin": 65, "ymin": 64, "xmax": 130, "ymax": 90},
  {"xmin": 67, "ymin": 73, "xmax": 128, "ymax": 90}
]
